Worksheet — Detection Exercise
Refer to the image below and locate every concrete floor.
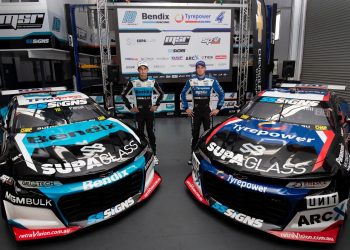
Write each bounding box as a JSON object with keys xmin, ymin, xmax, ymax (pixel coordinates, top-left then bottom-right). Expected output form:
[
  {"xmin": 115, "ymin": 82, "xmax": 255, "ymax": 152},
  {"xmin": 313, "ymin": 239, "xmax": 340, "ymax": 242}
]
[{"xmin": 0, "ymin": 117, "xmax": 349, "ymax": 250}]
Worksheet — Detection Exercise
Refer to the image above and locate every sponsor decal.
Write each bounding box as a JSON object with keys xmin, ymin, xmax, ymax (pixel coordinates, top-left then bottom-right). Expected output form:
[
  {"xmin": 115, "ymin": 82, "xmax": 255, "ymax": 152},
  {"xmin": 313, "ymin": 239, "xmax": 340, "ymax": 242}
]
[
  {"xmin": 164, "ymin": 36, "xmax": 190, "ymax": 46},
  {"xmin": 27, "ymin": 123, "xmax": 117, "ymax": 144},
  {"xmin": 40, "ymin": 140, "xmax": 138, "ymax": 175},
  {"xmin": 27, "ymin": 99, "xmax": 87, "ymax": 109},
  {"xmin": 215, "ymin": 11, "xmax": 226, "ymax": 23},
  {"xmin": 18, "ymin": 180, "xmax": 60, "ymax": 189},
  {"xmin": 257, "ymin": 122, "xmax": 288, "ymax": 131},
  {"xmin": 285, "ymin": 199, "xmax": 347, "ymax": 231},
  {"xmin": 0, "ymin": 13, "xmax": 45, "ymax": 30},
  {"xmin": 13, "ymin": 227, "xmax": 80, "ymax": 241},
  {"xmin": 5, "ymin": 191, "xmax": 52, "ymax": 207},
  {"xmin": 185, "ymin": 175, "xmax": 208, "ymax": 205},
  {"xmin": 141, "ymin": 13, "xmax": 170, "ymax": 24},
  {"xmin": 207, "ymin": 142, "xmax": 308, "ymax": 175},
  {"xmin": 230, "ymin": 123, "xmax": 316, "ymax": 143},
  {"xmin": 139, "ymin": 173, "xmax": 161, "ymax": 202},
  {"xmin": 186, "ymin": 55, "xmax": 200, "ymax": 61},
  {"xmin": 174, "ymin": 14, "xmax": 184, "ymax": 23},
  {"xmin": 269, "ymin": 230, "xmax": 337, "ymax": 243},
  {"xmin": 215, "ymin": 55, "xmax": 227, "ymax": 60},
  {"xmin": 171, "ymin": 56, "xmax": 183, "ymax": 61},
  {"xmin": 26, "ymin": 39, "xmax": 50, "ymax": 44},
  {"xmin": 125, "ymin": 57, "xmax": 138, "ymax": 61},
  {"xmin": 52, "ymin": 17, "xmax": 61, "ymax": 32},
  {"xmin": 336, "ymin": 143, "xmax": 349, "ymax": 171},
  {"xmin": 20, "ymin": 128, "xmax": 32, "ymax": 133},
  {"xmin": 24, "ymin": 94, "xmax": 85, "ymax": 104},
  {"xmin": 201, "ymin": 37, "xmax": 221, "ymax": 45},
  {"xmin": 212, "ymin": 201, "xmax": 263, "ymax": 228},
  {"xmin": 168, "ymin": 48, "xmax": 186, "ymax": 53},
  {"xmin": 216, "ymin": 170, "xmax": 267, "ymax": 193},
  {"xmin": 260, "ymin": 96, "xmax": 320, "ymax": 107},
  {"xmin": 306, "ymin": 193, "xmax": 339, "ymax": 209},
  {"xmin": 82, "ymin": 164, "xmax": 136, "ymax": 191},
  {"xmin": 239, "ymin": 143, "xmax": 265, "ymax": 156},
  {"xmin": 0, "ymin": 175, "xmax": 14, "ymax": 186},
  {"xmin": 122, "ymin": 11, "xmax": 137, "ymax": 24},
  {"xmin": 87, "ymin": 197, "xmax": 135, "ymax": 224},
  {"xmin": 81, "ymin": 143, "xmax": 106, "ymax": 157}
]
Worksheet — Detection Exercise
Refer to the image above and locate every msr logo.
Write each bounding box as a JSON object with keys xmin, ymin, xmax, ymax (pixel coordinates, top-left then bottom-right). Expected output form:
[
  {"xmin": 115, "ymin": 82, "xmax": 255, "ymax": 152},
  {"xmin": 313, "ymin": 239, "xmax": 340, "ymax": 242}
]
[
  {"xmin": 0, "ymin": 13, "xmax": 45, "ymax": 30},
  {"xmin": 164, "ymin": 36, "xmax": 190, "ymax": 46}
]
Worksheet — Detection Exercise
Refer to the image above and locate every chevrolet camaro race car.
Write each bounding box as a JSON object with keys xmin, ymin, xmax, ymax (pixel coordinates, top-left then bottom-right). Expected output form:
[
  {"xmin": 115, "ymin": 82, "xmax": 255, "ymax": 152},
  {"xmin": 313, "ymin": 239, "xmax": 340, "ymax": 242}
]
[
  {"xmin": 0, "ymin": 87, "xmax": 161, "ymax": 241},
  {"xmin": 185, "ymin": 84, "xmax": 350, "ymax": 244}
]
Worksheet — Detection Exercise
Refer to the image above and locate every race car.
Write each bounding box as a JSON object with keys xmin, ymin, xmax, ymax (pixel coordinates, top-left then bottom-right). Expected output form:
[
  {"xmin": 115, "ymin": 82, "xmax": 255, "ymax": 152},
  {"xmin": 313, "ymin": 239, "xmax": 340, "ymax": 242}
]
[
  {"xmin": 0, "ymin": 87, "xmax": 161, "ymax": 241},
  {"xmin": 185, "ymin": 83, "xmax": 350, "ymax": 244}
]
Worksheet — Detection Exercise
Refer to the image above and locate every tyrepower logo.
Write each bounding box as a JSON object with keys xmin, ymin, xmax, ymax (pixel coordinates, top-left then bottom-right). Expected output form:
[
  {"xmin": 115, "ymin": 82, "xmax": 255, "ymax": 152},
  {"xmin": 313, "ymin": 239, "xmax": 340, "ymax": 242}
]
[
  {"xmin": 164, "ymin": 36, "xmax": 190, "ymax": 46},
  {"xmin": 0, "ymin": 13, "xmax": 45, "ymax": 30}
]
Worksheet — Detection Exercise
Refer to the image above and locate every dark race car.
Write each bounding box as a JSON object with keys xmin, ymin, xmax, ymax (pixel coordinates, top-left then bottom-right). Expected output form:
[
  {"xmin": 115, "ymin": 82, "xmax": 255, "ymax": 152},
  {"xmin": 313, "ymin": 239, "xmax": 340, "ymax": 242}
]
[
  {"xmin": 0, "ymin": 87, "xmax": 161, "ymax": 241},
  {"xmin": 185, "ymin": 84, "xmax": 350, "ymax": 244}
]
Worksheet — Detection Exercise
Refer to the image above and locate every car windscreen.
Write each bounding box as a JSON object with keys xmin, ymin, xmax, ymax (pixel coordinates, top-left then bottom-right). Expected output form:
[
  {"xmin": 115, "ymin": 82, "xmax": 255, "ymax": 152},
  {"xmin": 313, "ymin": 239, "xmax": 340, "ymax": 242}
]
[
  {"xmin": 240, "ymin": 97, "xmax": 334, "ymax": 127},
  {"xmin": 14, "ymin": 99, "xmax": 107, "ymax": 130}
]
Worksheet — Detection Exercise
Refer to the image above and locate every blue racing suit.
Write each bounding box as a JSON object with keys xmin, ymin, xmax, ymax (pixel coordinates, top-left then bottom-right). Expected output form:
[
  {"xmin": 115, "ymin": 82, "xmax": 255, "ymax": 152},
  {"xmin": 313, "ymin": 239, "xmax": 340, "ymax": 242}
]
[{"xmin": 180, "ymin": 76, "xmax": 225, "ymax": 150}]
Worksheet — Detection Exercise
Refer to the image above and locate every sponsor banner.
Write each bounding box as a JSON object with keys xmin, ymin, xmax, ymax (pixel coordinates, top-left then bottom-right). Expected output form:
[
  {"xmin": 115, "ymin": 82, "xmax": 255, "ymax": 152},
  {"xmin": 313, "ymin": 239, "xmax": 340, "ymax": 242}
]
[
  {"xmin": 119, "ymin": 32, "xmax": 231, "ymax": 76},
  {"xmin": 13, "ymin": 226, "xmax": 80, "ymax": 241},
  {"xmin": 251, "ymin": 0, "xmax": 267, "ymax": 94},
  {"xmin": 117, "ymin": 8, "xmax": 232, "ymax": 82},
  {"xmin": 118, "ymin": 8, "xmax": 231, "ymax": 30}
]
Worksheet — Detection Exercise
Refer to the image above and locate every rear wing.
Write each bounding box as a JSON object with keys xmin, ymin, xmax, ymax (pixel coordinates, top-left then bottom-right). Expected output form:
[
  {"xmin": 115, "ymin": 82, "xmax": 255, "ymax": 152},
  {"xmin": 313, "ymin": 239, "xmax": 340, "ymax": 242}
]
[
  {"xmin": 0, "ymin": 87, "xmax": 67, "ymax": 96},
  {"xmin": 279, "ymin": 83, "xmax": 346, "ymax": 91}
]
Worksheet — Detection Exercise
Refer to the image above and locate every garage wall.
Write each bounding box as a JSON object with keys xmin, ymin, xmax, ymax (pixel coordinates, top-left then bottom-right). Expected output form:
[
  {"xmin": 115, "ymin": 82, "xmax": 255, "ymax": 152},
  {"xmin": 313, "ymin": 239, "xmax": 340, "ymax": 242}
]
[
  {"xmin": 265, "ymin": 0, "xmax": 293, "ymax": 77},
  {"xmin": 300, "ymin": 0, "xmax": 350, "ymax": 102}
]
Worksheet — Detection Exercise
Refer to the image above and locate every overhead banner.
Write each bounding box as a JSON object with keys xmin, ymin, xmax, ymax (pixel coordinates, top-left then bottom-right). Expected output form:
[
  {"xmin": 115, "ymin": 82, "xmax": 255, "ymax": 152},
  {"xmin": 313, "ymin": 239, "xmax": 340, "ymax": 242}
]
[
  {"xmin": 116, "ymin": 8, "xmax": 233, "ymax": 82},
  {"xmin": 251, "ymin": 0, "xmax": 267, "ymax": 94}
]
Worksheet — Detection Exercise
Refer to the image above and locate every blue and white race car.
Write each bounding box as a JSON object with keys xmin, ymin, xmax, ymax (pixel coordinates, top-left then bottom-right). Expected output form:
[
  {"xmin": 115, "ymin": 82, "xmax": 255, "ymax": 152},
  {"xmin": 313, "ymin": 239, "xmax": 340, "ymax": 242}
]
[
  {"xmin": 0, "ymin": 87, "xmax": 161, "ymax": 241},
  {"xmin": 185, "ymin": 84, "xmax": 350, "ymax": 244}
]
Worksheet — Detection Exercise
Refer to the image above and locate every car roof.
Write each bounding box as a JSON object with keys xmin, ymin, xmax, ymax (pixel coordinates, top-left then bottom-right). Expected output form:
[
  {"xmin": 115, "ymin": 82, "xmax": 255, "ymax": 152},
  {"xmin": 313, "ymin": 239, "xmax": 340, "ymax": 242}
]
[
  {"xmin": 15, "ymin": 91, "xmax": 90, "ymax": 106},
  {"xmin": 259, "ymin": 88, "xmax": 331, "ymax": 101}
]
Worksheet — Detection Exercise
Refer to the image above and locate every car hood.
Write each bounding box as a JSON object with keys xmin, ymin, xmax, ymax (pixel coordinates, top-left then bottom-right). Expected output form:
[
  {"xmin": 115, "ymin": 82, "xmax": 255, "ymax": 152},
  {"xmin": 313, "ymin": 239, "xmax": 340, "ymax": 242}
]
[
  {"xmin": 13, "ymin": 118, "xmax": 145, "ymax": 179},
  {"xmin": 199, "ymin": 117, "xmax": 337, "ymax": 178}
]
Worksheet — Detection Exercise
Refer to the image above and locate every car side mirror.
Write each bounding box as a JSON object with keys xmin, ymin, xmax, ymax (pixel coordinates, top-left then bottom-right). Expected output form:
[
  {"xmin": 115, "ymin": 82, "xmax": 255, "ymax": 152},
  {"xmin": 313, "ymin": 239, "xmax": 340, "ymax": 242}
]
[{"xmin": 106, "ymin": 107, "xmax": 115, "ymax": 117}]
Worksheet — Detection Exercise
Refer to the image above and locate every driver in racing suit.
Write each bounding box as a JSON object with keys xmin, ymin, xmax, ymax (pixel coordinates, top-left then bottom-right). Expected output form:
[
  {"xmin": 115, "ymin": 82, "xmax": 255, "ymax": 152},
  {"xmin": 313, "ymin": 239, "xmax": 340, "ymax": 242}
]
[
  {"xmin": 121, "ymin": 61, "xmax": 164, "ymax": 164},
  {"xmin": 181, "ymin": 61, "xmax": 225, "ymax": 165}
]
